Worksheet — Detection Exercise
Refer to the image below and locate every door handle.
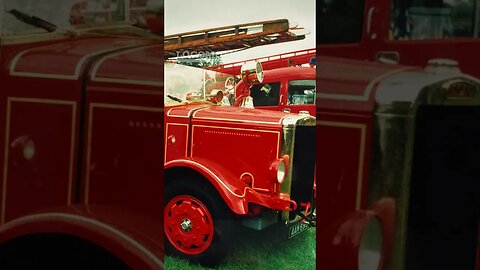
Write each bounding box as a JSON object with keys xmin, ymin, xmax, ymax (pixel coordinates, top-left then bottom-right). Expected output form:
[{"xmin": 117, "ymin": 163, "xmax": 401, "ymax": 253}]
[
  {"xmin": 283, "ymin": 108, "xmax": 291, "ymax": 113},
  {"xmin": 376, "ymin": 51, "xmax": 400, "ymax": 64}
]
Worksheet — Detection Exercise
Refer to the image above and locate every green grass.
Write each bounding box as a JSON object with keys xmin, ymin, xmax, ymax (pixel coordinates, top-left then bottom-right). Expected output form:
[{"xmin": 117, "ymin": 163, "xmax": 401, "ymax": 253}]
[{"xmin": 164, "ymin": 226, "xmax": 316, "ymax": 270}]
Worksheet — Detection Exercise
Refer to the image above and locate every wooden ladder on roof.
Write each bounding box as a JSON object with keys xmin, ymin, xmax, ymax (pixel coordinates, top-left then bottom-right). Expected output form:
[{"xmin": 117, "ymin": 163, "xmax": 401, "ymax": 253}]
[{"xmin": 164, "ymin": 19, "xmax": 308, "ymax": 58}]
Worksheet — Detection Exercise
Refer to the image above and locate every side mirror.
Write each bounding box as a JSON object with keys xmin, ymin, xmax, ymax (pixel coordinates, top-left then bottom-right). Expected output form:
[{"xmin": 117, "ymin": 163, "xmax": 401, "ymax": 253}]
[{"xmin": 209, "ymin": 90, "xmax": 224, "ymax": 104}]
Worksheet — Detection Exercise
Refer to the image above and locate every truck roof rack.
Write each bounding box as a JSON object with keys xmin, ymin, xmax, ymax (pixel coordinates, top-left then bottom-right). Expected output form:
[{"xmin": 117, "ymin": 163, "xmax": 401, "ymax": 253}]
[{"xmin": 164, "ymin": 19, "xmax": 308, "ymax": 58}]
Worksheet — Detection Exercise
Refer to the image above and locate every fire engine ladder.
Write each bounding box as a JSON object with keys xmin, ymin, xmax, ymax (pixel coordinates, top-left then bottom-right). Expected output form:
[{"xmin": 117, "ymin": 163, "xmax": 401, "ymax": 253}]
[
  {"xmin": 164, "ymin": 19, "xmax": 308, "ymax": 58},
  {"xmin": 207, "ymin": 48, "xmax": 316, "ymax": 75}
]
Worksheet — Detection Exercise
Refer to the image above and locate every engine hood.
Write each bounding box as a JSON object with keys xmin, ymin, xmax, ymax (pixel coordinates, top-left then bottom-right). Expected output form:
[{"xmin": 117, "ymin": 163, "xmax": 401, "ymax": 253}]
[
  {"xmin": 6, "ymin": 34, "xmax": 159, "ymax": 84},
  {"xmin": 317, "ymin": 56, "xmax": 480, "ymax": 113},
  {"xmin": 168, "ymin": 104, "xmax": 293, "ymax": 129}
]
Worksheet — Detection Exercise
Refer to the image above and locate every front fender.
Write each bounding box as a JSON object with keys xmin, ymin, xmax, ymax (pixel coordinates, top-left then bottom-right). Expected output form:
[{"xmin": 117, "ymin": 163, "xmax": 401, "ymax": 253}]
[
  {"xmin": 0, "ymin": 206, "xmax": 163, "ymax": 270},
  {"xmin": 165, "ymin": 158, "xmax": 251, "ymax": 214},
  {"xmin": 165, "ymin": 158, "xmax": 293, "ymax": 215}
]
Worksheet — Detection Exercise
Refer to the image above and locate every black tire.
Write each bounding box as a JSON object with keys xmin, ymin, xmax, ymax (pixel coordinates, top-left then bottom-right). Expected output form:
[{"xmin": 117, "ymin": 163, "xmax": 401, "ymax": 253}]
[{"xmin": 164, "ymin": 177, "xmax": 233, "ymax": 266}]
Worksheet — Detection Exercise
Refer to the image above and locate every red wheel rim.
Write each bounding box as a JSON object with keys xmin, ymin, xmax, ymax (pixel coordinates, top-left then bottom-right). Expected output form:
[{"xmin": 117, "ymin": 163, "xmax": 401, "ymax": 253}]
[{"xmin": 164, "ymin": 195, "xmax": 214, "ymax": 255}]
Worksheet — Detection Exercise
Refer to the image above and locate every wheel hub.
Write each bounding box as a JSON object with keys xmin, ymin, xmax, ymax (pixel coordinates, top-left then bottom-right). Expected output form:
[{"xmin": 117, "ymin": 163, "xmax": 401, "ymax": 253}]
[
  {"xmin": 164, "ymin": 195, "xmax": 215, "ymax": 255},
  {"xmin": 180, "ymin": 219, "xmax": 192, "ymax": 232}
]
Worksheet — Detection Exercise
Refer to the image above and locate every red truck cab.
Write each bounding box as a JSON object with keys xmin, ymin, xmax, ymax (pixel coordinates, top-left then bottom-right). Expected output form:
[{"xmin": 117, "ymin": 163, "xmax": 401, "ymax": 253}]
[
  {"xmin": 235, "ymin": 66, "xmax": 316, "ymax": 115},
  {"xmin": 210, "ymin": 49, "xmax": 316, "ymax": 115},
  {"xmin": 319, "ymin": 0, "xmax": 480, "ymax": 77}
]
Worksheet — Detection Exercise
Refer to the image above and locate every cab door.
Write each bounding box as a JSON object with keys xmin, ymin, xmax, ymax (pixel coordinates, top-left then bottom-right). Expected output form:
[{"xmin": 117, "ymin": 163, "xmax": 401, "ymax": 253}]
[
  {"xmin": 369, "ymin": 0, "xmax": 480, "ymax": 78},
  {"xmin": 249, "ymin": 81, "xmax": 283, "ymax": 111}
]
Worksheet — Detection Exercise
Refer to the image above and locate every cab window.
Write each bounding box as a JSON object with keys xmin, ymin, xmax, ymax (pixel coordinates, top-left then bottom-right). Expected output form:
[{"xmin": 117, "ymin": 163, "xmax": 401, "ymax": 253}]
[
  {"xmin": 390, "ymin": 0, "xmax": 477, "ymax": 40},
  {"xmin": 250, "ymin": 82, "xmax": 281, "ymax": 107},
  {"xmin": 318, "ymin": 0, "xmax": 365, "ymax": 44},
  {"xmin": 288, "ymin": 80, "xmax": 316, "ymax": 105}
]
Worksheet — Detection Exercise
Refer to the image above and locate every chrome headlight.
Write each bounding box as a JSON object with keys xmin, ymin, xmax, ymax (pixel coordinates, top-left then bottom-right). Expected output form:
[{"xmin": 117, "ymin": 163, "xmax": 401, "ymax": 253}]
[
  {"xmin": 270, "ymin": 158, "xmax": 288, "ymax": 184},
  {"xmin": 277, "ymin": 160, "xmax": 286, "ymax": 184}
]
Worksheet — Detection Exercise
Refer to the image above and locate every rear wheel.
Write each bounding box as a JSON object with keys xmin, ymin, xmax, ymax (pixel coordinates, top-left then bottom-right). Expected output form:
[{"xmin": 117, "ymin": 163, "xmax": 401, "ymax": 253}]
[{"xmin": 164, "ymin": 178, "xmax": 232, "ymax": 266}]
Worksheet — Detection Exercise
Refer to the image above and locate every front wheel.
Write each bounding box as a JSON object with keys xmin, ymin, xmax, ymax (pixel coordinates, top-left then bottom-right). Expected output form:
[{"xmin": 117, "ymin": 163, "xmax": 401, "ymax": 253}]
[{"xmin": 164, "ymin": 178, "xmax": 232, "ymax": 266}]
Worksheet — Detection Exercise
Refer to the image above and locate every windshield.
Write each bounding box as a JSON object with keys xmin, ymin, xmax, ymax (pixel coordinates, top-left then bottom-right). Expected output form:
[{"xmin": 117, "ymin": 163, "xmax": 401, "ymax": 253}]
[
  {"xmin": 391, "ymin": 0, "xmax": 478, "ymax": 40},
  {"xmin": 3, "ymin": 0, "xmax": 126, "ymax": 36},
  {"xmin": 318, "ymin": 0, "xmax": 365, "ymax": 44},
  {"xmin": 165, "ymin": 62, "xmax": 235, "ymax": 106},
  {"xmin": 288, "ymin": 80, "xmax": 316, "ymax": 105}
]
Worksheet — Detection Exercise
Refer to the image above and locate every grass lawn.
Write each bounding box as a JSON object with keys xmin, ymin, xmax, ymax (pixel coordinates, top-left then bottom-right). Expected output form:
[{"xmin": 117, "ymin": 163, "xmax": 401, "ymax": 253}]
[{"xmin": 164, "ymin": 225, "xmax": 316, "ymax": 270}]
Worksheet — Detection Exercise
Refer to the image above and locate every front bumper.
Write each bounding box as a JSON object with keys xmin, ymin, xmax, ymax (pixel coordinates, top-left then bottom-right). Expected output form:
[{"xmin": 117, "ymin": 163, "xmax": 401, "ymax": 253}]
[{"xmin": 286, "ymin": 202, "xmax": 316, "ymax": 239}]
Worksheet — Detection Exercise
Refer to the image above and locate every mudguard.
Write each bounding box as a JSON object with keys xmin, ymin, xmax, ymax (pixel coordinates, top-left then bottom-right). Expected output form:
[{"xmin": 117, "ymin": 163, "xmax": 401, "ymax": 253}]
[
  {"xmin": 165, "ymin": 158, "xmax": 293, "ymax": 215},
  {"xmin": 0, "ymin": 206, "xmax": 164, "ymax": 270}
]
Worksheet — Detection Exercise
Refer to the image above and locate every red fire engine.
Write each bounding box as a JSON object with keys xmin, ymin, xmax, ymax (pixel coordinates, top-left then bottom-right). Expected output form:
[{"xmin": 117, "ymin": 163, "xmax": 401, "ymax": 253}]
[
  {"xmin": 319, "ymin": 0, "xmax": 480, "ymax": 78},
  {"xmin": 0, "ymin": 3, "xmax": 316, "ymax": 268},
  {"xmin": 163, "ymin": 20, "xmax": 316, "ymax": 265},
  {"xmin": 0, "ymin": 1, "xmax": 164, "ymax": 269},
  {"xmin": 316, "ymin": 55, "xmax": 480, "ymax": 270},
  {"xmin": 164, "ymin": 62, "xmax": 315, "ymax": 265}
]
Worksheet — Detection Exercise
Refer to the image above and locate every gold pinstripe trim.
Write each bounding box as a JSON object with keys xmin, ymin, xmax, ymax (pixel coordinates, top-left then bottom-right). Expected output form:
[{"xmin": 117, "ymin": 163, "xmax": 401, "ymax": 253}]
[
  {"xmin": 1, "ymin": 97, "xmax": 76, "ymax": 225},
  {"xmin": 190, "ymin": 125, "xmax": 281, "ymax": 159},
  {"xmin": 192, "ymin": 107, "xmax": 285, "ymax": 125},
  {"xmin": 9, "ymin": 43, "xmax": 143, "ymax": 80},
  {"xmin": 166, "ymin": 107, "xmax": 200, "ymax": 118},
  {"xmin": 90, "ymin": 44, "xmax": 163, "ymax": 87},
  {"xmin": 164, "ymin": 123, "xmax": 189, "ymax": 163},
  {"xmin": 240, "ymin": 172, "xmax": 269, "ymax": 192},
  {"xmin": 165, "ymin": 159, "xmax": 253, "ymax": 198},
  {"xmin": 84, "ymin": 103, "xmax": 162, "ymax": 204}
]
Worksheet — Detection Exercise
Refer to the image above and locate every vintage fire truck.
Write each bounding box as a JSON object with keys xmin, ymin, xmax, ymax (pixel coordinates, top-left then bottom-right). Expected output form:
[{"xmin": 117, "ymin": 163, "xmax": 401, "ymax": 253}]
[
  {"xmin": 319, "ymin": 0, "xmax": 480, "ymax": 78},
  {"xmin": 164, "ymin": 62, "xmax": 316, "ymax": 265},
  {"xmin": 0, "ymin": 2, "xmax": 316, "ymax": 269},
  {"xmin": 316, "ymin": 55, "xmax": 480, "ymax": 270},
  {"xmin": 0, "ymin": 1, "xmax": 166, "ymax": 269}
]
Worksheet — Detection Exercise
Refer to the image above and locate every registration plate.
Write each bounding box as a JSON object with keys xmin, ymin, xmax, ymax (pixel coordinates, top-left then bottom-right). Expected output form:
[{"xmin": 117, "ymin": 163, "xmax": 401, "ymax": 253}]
[{"xmin": 288, "ymin": 222, "xmax": 310, "ymax": 238}]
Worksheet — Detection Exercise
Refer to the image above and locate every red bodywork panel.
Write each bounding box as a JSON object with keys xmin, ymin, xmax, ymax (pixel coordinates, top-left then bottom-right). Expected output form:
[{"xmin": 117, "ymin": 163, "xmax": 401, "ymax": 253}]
[
  {"xmin": 317, "ymin": 56, "xmax": 414, "ymax": 113},
  {"xmin": 316, "ymin": 44, "xmax": 480, "ymax": 269},
  {"xmin": 0, "ymin": 29, "xmax": 164, "ymax": 269},
  {"xmin": 164, "ymin": 105, "xmax": 295, "ymax": 215},
  {"xmin": 316, "ymin": 56, "xmax": 419, "ymax": 270}
]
